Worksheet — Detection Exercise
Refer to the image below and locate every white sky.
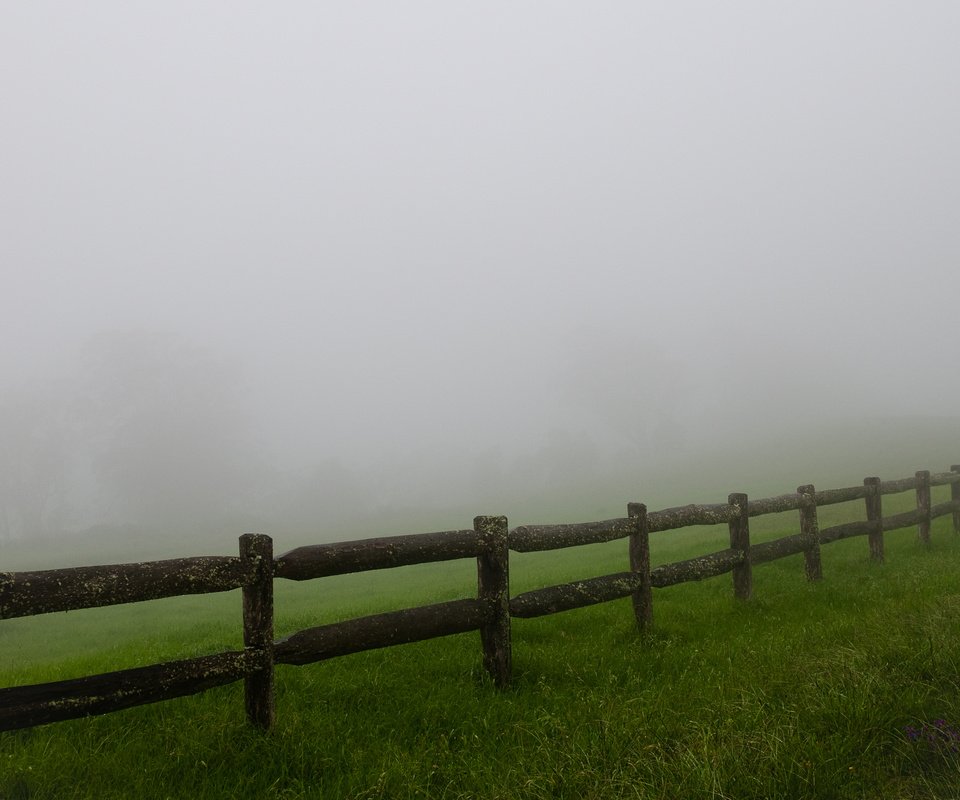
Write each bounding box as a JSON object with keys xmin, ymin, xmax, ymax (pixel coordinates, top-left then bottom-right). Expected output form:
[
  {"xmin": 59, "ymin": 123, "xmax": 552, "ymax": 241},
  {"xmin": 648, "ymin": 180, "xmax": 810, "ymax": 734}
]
[{"xmin": 2, "ymin": 2, "xmax": 959, "ymax": 536}]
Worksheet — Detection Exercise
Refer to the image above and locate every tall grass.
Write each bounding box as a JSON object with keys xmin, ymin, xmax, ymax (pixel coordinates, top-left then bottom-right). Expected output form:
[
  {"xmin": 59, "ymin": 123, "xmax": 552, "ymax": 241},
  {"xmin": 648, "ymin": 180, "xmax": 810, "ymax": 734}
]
[{"xmin": 2, "ymin": 501, "xmax": 959, "ymax": 798}]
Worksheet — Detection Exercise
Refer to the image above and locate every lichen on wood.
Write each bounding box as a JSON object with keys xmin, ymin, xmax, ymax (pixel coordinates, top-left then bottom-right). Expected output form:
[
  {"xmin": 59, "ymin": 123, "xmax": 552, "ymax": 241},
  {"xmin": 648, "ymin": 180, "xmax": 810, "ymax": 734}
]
[
  {"xmin": 508, "ymin": 573, "xmax": 641, "ymax": 618},
  {"xmin": 275, "ymin": 529, "xmax": 483, "ymax": 580},
  {"xmin": 0, "ymin": 557, "xmax": 253, "ymax": 620},
  {"xmin": 650, "ymin": 549, "xmax": 744, "ymax": 587}
]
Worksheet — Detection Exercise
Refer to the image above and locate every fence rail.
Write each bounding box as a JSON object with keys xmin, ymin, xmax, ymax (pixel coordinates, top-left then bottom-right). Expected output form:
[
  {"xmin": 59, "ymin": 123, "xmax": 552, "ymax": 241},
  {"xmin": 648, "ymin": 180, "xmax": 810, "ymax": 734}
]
[{"xmin": 2, "ymin": 465, "xmax": 959, "ymax": 733}]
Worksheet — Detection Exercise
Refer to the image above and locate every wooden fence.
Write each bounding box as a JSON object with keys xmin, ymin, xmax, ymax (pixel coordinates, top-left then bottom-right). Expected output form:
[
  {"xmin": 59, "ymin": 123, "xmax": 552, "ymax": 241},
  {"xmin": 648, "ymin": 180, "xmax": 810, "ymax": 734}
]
[{"xmin": 2, "ymin": 466, "xmax": 959, "ymax": 733}]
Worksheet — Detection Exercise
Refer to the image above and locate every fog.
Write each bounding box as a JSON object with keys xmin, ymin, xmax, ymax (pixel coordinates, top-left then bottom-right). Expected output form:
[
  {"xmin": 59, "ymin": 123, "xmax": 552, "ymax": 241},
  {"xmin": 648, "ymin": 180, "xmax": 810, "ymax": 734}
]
[{"xmin": 2, "ymin": 3, "xmax": 959, "ymax": 555}]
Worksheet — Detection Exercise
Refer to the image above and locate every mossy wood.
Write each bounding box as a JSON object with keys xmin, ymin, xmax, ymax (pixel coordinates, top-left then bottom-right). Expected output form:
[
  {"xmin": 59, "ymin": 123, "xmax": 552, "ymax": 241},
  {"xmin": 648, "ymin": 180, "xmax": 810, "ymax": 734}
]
[
  {"xmin": 798, "ymin": 485, "xmax": 822, "ymax": 581},
  {"xmin": 475, "ymin": 516, "xmax": 511, "ymax": 687},
  {"xmin": 929, "ymin": 470, "xmax": 960, "ymax": 486},
  {"xmin": 819, "ymin": 520, "xmax": 877, "ymax": 545},
  {"xmin": 882, "ymin": 509, "xmax": 923, "ymax": 531},
  {"xmin": 880, "ymin": 476, "xmax": 918, "ymax": 494},
  {"xmin": 651, "ymin": 548, "xmax": 744, "ymax": 587},
  {"xmin": 814, "ymin": 485, "xmax": 869, "ymax": 506},
  {"xmin": 508, "ymin": 572, "xmax": 642, "ymax": 618},
  {"xmin": 864, "ymin": 477, "xmax": 884, "ymax": 562},
  {"xmin": 627, "ymin": 503, "xmax": 652, "ymax": 630},
  {"xmin": 916, "ymin": 470, "xmax": 932, "ymax": 544},
  {"xmin": 275, "ymin": 530, "xmax": 483, "ymax": 580},
  {"xmin": 929, "ymin": 501, "xmax": 958, "ymax": 520},
  {"xmin": 728, "ymin": 493, "xmax": 752, "ymax": 600},
  {"xmin": 273, "ymin": 599, "xmax": 488, "ymax": 666},
  {"xmin": 747, "ymin": 493, "xmax": 802, "ymax": 516},
  {"xmin": 508, "ymin": 518, "xmax": 633, "ymax": 552},
  {"xmin": 750, "ymin": 532, "xmax": 809, "ymax": 564},
  {"xmin": 648, "ymin": 503, "xmax": 739, "ymax": 531},
  {"xmin": 240, "ymin": 534, "xmax": 275, "ymax": 731},
  {"xmin": 0, "ymin": 557, "xmax": 253, "ymax": 619},
  {"xmin": 0, "ymin": 650, "xmax": 251, "ymax": 732}
]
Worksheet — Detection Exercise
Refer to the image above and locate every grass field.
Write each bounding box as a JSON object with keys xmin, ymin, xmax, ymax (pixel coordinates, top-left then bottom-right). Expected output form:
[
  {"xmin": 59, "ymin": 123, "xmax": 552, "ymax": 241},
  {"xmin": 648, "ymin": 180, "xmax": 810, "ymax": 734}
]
[{"xmin": 2, "ymin": 491, "xmax": 960, "ymax": 799}]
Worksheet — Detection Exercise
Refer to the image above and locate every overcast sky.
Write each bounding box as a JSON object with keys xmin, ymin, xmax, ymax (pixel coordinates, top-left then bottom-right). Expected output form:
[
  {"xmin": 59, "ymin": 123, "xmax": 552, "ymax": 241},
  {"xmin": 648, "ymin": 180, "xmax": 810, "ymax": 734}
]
[{"xmin": 2, "ymin": 3, "xmax": 959, "ymax": 542}]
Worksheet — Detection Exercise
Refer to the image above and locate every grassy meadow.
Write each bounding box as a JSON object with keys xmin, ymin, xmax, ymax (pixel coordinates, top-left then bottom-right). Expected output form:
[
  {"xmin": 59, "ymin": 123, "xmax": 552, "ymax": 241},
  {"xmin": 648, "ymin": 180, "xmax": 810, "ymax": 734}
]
[{"xmin": 2, "ymin": 489, "xmax": 960, "ymax": 799}]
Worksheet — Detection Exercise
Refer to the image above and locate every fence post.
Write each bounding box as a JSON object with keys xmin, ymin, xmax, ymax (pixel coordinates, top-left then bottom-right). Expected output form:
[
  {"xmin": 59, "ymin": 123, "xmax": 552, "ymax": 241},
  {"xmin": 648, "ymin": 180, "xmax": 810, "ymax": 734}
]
[
  {"xmin": 864, "ymin": 477, "xmax": 883, "ymax": 562},
  {"xmin": 728, "ymin": 493, "xmax": 751, "ymax": 600},
  {"xmin": 916, "ymin": 470, "xmax": 931, "ymax": 545},
  {"xmin": 239, "ymin": 533, "xmax": 275, "ymax": 731},
  {"xmin": 952, "ymin": 465, "xmax": 960, "ymax": 535},
  {"xmin": 797, "ymin": 485, "xmax": 822, "ymax": 581},
  {"xmin": 475, "ymin": 515, "xmax": 511, "ymax": 688},
  {"xmin": 627, "ymin": 502, "xmax": 652, "ymax": 631}
]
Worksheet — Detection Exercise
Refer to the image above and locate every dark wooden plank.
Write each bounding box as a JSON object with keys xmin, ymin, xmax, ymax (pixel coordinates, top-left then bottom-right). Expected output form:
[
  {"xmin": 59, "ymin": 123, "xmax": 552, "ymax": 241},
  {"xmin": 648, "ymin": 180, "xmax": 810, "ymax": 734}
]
[
  {"xmin": 930, "ymin": 501, "xmax": 958, "ymax": 520},
  {"xmin": 627, "ymin": 503, "xmax": 652, "ymax": 631},
  {"xmin": 728, "ymin": 493, "xmax": 751, "ymax": 600},
  {"xmin": 882, "ymin": 509, "xmax": 922, "ymax": 532},
  {"xmin": 240, "ymin": 534, "xmax": 274, "ymax": 731},
  {"xmin": 274, "ymin": 529, "xmax": 483, "ymax": 580},
  {"xmin": 0, "ymin": 557, "xmax": 253, "ymax": 619},
  {"xmin": 508, "ymin": 573, "xmax": 641, "ymax": 619},
  {"xmin": 750, "ymin": 533, "xmax": 808, "ymax": 565},
  {"xmin": 0, "ymin": 650, "xmax": 251, "ymax": 732},
  {"xmin": 929, "ymin": 471, "xmax": 960, "ymax": 486},
  {"xmin": 747, "ymin": 493, "xmax": 802, "ymax": 517},
  {"xmin": 508, "ymin": 518, "xmax": 633, "ymax": 553},
  {"xmin": 475, "ymin": 516, "xmax": 511, "ymax": 688},
  {"xmin": 648, "ymin": 504, "xmax": 738, "ymax": 532},
  {"xmin": 798, "ymin": 485, "xmax": 822, "ymax": 581},
  {"xmin": 273, "ymin": 599, "xmax": 488, "ymax": 666},
  {"xmin": 814, "ymin": 485, "xmax": 870, "ymax": 506},
  {"xmin": 650, "ymin": 548, "xmax": 745, "ymax": 588},
  {"xmin": 880, "ymin": 476, "xmax": 918, "ymax": 495},
  {"xmin": 864, "ymin": 477, "xmax": 884, "ymax": 562},
  {"xmin": 916, "ymin": 470, "xmax": 932, "ymax": 545},
  {"xmin": 819, "ymin": 519, "xmax": 876, "ymax": 545}
]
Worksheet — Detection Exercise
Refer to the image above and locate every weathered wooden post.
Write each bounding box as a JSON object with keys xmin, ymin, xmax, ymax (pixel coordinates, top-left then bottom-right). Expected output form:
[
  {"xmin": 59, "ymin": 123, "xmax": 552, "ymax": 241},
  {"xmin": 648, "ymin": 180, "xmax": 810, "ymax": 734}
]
[
  {"xmin": 864, "ymin": 477, "xmax": 883, "ymax": 562},
  {"xmin": 475, "ymin": 515, "xmax": 511, "ymax": 687},
  {"xmin": 952, "ymin": 465, "xmax": 960, "ymax": 535},
  {"xmin": 916, "ymin": 470, "xmax": 931, "ymax": 545},
  {"xmin": 797, "ymin": 485, "xmax": 822, "ymax": 581},
  {"xmin": 240, "ymin": 533, "xmax": 275, "ymax": 731},
  {"xmin": 728, "ymin": 493, "xmax": 751, "ymax": 600},
  {"xmin": 627, "ymin": 502, "xmax": 652, "ymax": 631}
]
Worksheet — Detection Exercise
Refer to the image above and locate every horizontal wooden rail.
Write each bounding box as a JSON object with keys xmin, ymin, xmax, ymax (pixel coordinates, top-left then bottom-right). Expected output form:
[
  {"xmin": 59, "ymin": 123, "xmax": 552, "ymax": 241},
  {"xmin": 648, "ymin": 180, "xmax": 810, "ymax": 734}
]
[
  {"xmin": 814, "ymin": 485, "xmax": 869, "ymax": 506},
  {"xmin": 650, "ymin": 548, "xmax": 745, "ymax": 587},
  {"xmin": 0, "ymin": 557, "xmax": 253, "ymax": 619},
  {"xmin": 0, "ymin": 650, "xmax": 253, "ymax": 732},
  {"xmin": 751, "ymin": 532, "xmax": 809, "ymax": 564},
  {"xmin": 508, "ymin": 518, "xmax": 633, "ymax": 553},
  {"xmin": 880, "ymin": 477, "xmax": 918, "ymax": 494},
  {"xmin": 930, "ymin": 471, "xmax": 960, "ymax": 486},
  {"xmin": 509, "ymin": 573, "xmax": 641, "ymax": 618},
  {"xmin": 819, "ymin": 520, "xmax": 877, "ymax": 545},
  {"xmin": 882, "ymin": 509, "xmax": 922, "ymax": 531},
  {"xmin": 648, "ymin": 504, "xmax": 738, "ymax": 531},
  {"xmin": 275, "ymin": 529, "xmax": 482, "ymax": 580},
  {"xmin": 273, "ymin": 598, "xmax": 489, "ymax": 665},
  {"xmin": 748, "ymin": 494, "xmax": 802, "ymax": 516},
  {"xmin": 931, "ymin": 500, "xmax": 960, "ymax": 519}
]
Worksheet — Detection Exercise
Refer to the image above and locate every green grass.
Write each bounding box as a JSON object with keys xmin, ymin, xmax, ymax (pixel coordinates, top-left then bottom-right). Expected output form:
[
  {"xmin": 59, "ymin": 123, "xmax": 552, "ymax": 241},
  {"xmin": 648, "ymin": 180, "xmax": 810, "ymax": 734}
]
[{"xmin": 3, "ymin": 496, "xmax": 960, "ymax": 799}]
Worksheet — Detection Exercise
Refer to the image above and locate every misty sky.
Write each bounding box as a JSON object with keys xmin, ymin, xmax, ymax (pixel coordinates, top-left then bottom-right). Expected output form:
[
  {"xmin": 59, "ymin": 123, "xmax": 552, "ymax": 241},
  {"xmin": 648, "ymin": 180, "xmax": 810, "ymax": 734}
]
[{"xmin": 2, "ymin": 3, "xmax": 959, "ymax": 542}]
